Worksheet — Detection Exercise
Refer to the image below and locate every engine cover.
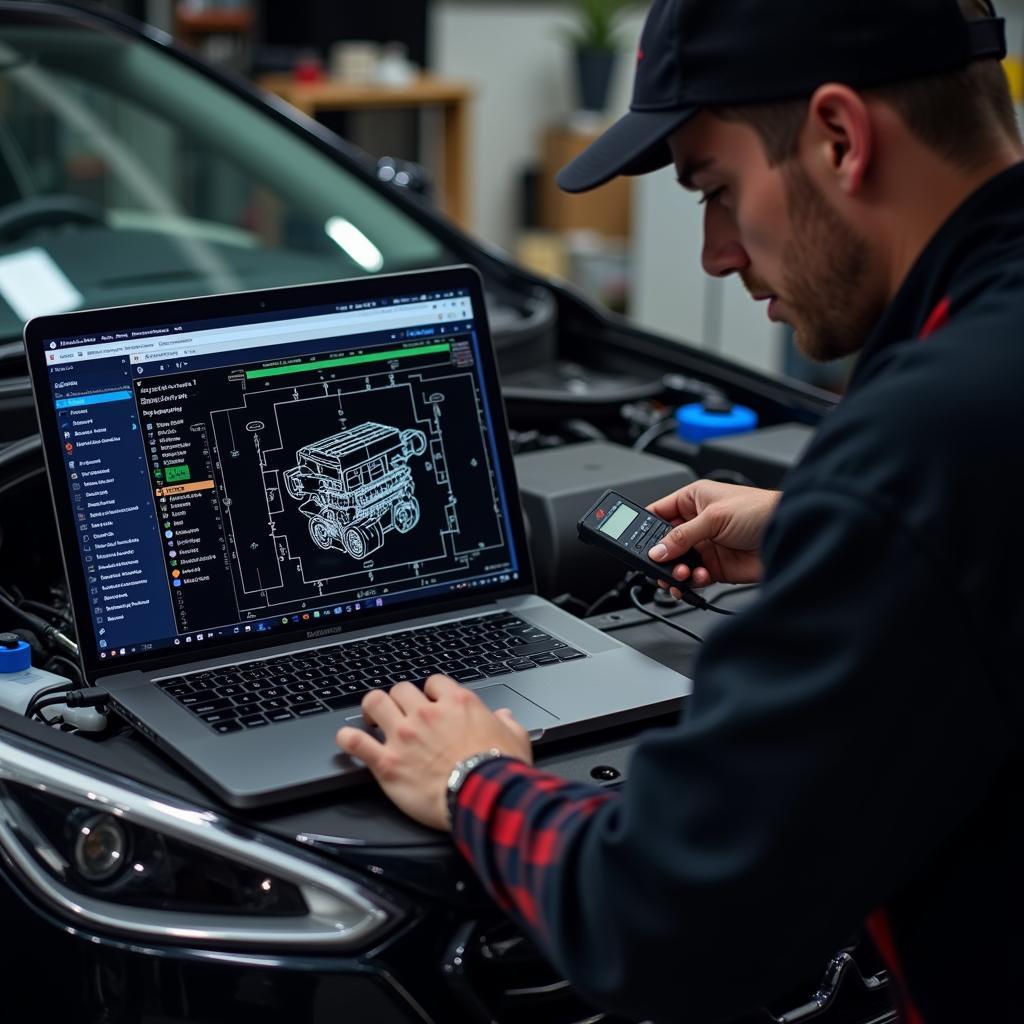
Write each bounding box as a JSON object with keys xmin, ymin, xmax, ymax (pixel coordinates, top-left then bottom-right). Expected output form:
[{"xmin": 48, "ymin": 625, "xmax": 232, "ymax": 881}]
[{"xmin": 515, "ymin": 442, "xmax": 695, "ymax": 601}]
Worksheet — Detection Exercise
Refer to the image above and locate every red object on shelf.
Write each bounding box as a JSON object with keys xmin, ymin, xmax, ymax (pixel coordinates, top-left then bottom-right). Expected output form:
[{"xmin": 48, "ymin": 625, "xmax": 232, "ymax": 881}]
[{"xmin": 293, "ymin": 57, "xmax": 325, "ymax": 83}]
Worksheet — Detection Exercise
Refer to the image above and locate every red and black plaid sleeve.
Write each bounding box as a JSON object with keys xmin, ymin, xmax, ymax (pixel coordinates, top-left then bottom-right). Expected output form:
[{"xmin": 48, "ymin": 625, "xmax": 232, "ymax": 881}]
[
  {"xmin": 451, "ymin": 757, "xmax": 617, "ymax": 939},
  {"xmin": 444, "ymin": 488, "xmax": 1010, "ymax": 1023}
]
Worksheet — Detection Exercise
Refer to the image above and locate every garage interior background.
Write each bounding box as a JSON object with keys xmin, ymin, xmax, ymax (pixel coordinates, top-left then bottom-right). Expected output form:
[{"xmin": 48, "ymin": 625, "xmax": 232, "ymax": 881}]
[{"xmin": 87, "ymin": 0, "xmax": 1024, "ymax": 389}]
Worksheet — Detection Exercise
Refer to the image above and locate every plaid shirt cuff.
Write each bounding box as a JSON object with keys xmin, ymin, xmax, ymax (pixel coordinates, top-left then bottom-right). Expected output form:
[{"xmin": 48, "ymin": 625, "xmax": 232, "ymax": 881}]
[{"xmin": 451, "ymin": 757, "xmax": 617, "ymax": 940}]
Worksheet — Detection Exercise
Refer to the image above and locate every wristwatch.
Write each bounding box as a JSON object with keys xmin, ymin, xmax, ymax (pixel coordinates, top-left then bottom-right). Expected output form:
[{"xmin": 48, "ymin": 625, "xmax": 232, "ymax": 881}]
[{"xmin": 446, "ymin": 747, "xmax": 504, "ymax": 827}]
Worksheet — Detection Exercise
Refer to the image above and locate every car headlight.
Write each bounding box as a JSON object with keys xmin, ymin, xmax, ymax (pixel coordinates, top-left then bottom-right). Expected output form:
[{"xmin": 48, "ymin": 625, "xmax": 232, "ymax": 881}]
[
  {"xmin": 0, "ymin": 734, "xmax": 401, "ymax": 950},
  {"xmin": 71, "ymin": 810, "xmax": 130, "ymax": 884}
]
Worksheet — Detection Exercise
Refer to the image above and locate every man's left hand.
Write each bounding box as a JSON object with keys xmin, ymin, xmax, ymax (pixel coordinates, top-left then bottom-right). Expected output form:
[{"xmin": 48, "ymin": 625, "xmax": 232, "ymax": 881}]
[{"xmin": 336, "ymin": 675, "xmax": 534, "ymax": 831}]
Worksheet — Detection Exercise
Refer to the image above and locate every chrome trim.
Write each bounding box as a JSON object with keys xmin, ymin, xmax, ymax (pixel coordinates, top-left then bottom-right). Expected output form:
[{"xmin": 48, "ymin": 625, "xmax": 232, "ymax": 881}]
[
  {"xmin": 296, "ymin": 831, "xmax": 367, "ymax": 847},
  {"xmin": 775, "ymin": 952, "xmax": 888, "ymax": 1024},
  {"xmin": 0, "ymin": 733, "xmax": 398, "ymax": 950}
]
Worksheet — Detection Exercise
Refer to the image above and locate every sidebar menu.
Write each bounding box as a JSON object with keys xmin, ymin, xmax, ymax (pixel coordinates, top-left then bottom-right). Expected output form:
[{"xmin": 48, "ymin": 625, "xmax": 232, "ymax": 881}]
[{"xmin": 55, "ymin": 384, "xmax": 177, "ymax": 655}]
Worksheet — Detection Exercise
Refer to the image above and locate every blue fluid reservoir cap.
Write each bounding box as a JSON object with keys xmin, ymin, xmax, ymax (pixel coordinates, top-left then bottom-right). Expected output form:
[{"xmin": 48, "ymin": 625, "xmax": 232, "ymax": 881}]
[
  {"xmin": 676, "ymin": 402, "xmax": 759, "ymax": 444},
  {"xmin": 0, "ymin": 635, "xmax": 31, "ymax": 673}
]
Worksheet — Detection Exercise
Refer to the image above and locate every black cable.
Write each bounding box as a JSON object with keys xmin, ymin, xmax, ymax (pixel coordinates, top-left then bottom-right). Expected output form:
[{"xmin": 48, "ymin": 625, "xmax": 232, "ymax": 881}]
[
  {"xmin": 586, "ymin": 569, "xmax": 740, "ymax": 622},
  {"xmin": 702, "ymin": 602, "xmax": 736, "ymax": 616},
  {"xmin": 629, "ymin": 586, "xmax": 705, "ymax": 643},
  {"xmin": 585, "ymin": 585, "xmax": 626, "ymax": 618},
  {"xmin": 45, "ymin": 654, "xmax": 84, "ymax": 688},
  {"xmin": 677, "ymin": 589, "xmax": 738, "ymax": 616},
  {"xmin": 31, "ymin": 694, "xmax": 72, "ymax": 721},
  {"xmin": 552, "ymin": 592, "xmax": 589, "ymax": 617},
  {"xmin": 24, "ymin": 681, "xmax": 75, "ymax": 720},
  {"xmin": 18, "ymin": 599, "xmax": 57, "ymax": 619},
  {"xmin": 0, "ymin": 588, "xmax": 50, "ymax": 631},
  {"xmin": 672, "ymin": 576, "xmax": 761, "ymax": 616},
  {"xmin": 0, "ymin": 589, "xmax": 78, "ymax": 656},
  {"xmin": 708, "ymin": 584, "xmax": 760, "ymax": 605},
  {"xmin": 65, "ymin": 689, "xmax": 108, "ymax": 708},
  {"xmin": 632, "ymin": 417, "xmax": 679, "ymax": 452},
  {"xmin": 701, "ymin": 584, "xmax": 760, "ymax": 614},
  {"xmin": 585, "ymin": 570, "xmax": 650, "ymax": 618},
  {"xmin": 692, "ymin": 581, "xmax": 765, "ymax": 610},
  {"xmin": 21, "ymin": 599, "xmax": 72, "ymax": 627},
  {"xmin": 29, "ymin": 688, "xmax": 108, "ymax": 723},
  {"xmin": 596, "ymin": 582, "xmax": 757, "ymax": 633}
]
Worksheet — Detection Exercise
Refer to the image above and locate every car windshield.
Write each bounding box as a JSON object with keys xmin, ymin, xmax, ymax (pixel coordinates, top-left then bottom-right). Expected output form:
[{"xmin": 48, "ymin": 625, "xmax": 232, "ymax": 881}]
[{"xmin": 0, "ymin": 13, "xmax": 452, "ymax": 341}]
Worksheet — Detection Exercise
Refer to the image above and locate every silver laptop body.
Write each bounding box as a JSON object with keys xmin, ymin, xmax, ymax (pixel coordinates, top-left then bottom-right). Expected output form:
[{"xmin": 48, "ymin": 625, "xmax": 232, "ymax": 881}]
[{"xmin": 26, "ymin": 266, "xmax": 692, "ymax": 808}]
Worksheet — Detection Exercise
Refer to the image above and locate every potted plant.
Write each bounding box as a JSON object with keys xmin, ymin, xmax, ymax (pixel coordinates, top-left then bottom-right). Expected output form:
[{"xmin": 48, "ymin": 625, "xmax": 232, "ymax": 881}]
[{"xmin": 564, "ymin": 0, "xmax": 638, "ymax": 114}]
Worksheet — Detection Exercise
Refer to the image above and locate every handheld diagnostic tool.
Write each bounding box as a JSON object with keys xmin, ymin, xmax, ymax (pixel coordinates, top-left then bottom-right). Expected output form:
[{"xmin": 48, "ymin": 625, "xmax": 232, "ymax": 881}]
[{"xmin": 577, "ymin": 490, "xmax": 703, "ymax": 587}]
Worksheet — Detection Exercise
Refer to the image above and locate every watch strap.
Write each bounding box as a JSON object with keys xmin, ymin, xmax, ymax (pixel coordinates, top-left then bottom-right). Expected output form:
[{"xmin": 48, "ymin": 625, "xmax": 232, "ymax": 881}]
[{"xmin": 446, "ymin": 747, "xmax": 504, "ymax": 827}]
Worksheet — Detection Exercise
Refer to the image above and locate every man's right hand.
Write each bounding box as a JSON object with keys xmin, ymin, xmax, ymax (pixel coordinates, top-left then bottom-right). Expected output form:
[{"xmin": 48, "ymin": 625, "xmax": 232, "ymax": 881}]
[{"xmin": 646, "ymin": 481, "xmax": 780, "ymax": 597}]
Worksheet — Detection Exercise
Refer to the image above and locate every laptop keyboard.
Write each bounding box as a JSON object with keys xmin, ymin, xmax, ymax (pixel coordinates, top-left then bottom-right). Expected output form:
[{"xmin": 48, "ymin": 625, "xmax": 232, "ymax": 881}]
[{"xmin": 154, "ymin": 612, "xmax": 586, "ymax": 734}]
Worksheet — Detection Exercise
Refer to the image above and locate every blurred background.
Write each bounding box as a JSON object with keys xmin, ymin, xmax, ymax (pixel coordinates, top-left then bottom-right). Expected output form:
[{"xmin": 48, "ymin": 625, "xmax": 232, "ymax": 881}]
[{"xmin": 36, "ymin": 1, "xmax": 1024, "ymax": 391}]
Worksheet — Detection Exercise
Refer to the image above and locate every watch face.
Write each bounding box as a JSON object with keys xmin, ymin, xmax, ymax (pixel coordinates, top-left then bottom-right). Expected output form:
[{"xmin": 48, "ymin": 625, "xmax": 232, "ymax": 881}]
[{"xmin": 446, "ymin": 749, "xmax": 504, "ymax": 822}]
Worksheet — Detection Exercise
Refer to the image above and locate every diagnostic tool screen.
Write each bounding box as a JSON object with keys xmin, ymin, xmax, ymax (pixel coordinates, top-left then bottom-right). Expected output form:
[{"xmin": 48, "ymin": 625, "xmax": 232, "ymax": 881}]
[
  {"xmin": 43, "ymin": 287, "xmax": 520, "ymax": 659},
  {"xmin": 600, "ymin": 505, "xmax": 638, "ymax": 541}
]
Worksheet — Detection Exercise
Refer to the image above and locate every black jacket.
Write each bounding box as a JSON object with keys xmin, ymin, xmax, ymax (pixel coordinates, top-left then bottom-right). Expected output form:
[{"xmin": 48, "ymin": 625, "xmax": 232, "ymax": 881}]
[{"xmin": 524, "ymin": 162, "xmax": 1024, "ymax": 1022}]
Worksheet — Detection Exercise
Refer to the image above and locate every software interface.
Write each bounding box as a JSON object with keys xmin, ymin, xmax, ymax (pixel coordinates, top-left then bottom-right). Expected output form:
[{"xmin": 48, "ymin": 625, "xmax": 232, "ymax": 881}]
[{"xmin": 43, "ymin": 287, "xmax": 520, "ymax": 659}]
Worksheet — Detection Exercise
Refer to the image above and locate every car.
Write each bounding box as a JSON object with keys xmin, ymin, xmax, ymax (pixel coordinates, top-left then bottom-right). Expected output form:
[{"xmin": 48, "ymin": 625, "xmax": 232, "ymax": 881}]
[{"xmin": 0, "ymin": 3, "xmax": 898, "ymax": 1022}]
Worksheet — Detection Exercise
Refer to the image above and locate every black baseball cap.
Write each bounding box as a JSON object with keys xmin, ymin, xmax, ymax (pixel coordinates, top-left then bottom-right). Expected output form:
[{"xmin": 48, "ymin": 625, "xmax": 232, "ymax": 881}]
[{"xmin": 557, "ymin": 0, "xmax": 1007, "ymax": 193}]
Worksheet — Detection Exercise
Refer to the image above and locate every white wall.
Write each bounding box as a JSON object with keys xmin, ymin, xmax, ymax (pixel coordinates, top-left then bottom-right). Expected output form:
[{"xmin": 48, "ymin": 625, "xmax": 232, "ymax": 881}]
[{"xmin": 431, "ymin": 2, "xmax": 644, "ymax": 249}]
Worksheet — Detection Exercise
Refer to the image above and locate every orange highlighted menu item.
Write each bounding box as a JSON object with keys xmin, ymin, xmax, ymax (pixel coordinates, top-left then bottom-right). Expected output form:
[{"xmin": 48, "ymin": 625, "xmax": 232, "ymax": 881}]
[{"xmin": 155, "ymin": 479, "xmax": 215, "ymax": 498}]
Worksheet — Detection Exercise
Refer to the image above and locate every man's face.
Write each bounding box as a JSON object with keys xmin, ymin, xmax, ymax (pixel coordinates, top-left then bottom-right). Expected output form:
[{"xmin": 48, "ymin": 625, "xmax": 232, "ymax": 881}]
[{"xmin": 668, "ymin": 113, "xmax": 880, "ymax": 362}]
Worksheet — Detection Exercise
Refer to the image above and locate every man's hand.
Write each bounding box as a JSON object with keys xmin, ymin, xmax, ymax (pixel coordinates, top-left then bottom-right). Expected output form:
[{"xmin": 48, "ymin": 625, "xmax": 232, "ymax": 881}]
[
  {"xmin": 647, "ymin": 480, "xmax": 780, "ymax": 599},
  {"xmin": 336, "ymin": 676, "xmax": 534, "ymax": 831}
]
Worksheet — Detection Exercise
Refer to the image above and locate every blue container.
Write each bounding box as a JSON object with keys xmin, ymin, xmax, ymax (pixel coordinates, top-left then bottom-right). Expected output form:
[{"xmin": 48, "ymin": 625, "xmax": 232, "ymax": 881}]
[
  {"xmin": 676, "ymin": 402, "xmax": 759, "ymax": 444},
  {"xmin": 0, "ymin": 639, "xmax": 31, "ymax": 673}
]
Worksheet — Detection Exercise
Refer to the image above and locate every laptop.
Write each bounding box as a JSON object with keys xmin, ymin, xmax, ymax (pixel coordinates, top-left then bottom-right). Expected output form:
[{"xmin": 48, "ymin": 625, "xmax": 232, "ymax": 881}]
[{"xmin": 25, "ymin": 266, "xmax": 692, "ymax": 808}]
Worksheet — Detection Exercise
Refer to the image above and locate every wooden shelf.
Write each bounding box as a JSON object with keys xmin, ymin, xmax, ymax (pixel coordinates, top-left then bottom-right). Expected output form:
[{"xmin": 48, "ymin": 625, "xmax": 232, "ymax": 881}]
[
  {"xmin": 175, "ymin": 8, "xmax": 253, "ymax": 36},
  {"xmin": 257, "ymin": 75, "xmax": 472, "ymax": 110},
  {"xmin": 258, "ymin": 74, "xmax": 474, "ymax": 229},
  {"xmin": 539, "ymin": 125, "xmax": 632, "ymax": 238}
]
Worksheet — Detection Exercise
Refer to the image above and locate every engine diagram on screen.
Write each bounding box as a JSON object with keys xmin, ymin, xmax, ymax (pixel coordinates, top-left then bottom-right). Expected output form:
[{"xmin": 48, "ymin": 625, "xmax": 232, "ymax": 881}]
[
  {"xmin": 203, "ymin": 345, "xmax": 509, "ymax": 617},
  {"xmin": 283, "ymin": 423, "xmax": 428, "ymax": 559}
]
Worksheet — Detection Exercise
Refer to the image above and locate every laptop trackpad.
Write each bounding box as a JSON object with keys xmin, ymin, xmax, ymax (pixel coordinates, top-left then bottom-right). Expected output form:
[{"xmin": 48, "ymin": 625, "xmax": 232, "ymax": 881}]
[
  {"xmin": 346, "ymin": 684, "xmax": 558, "ymax": 737},
  {"xmin": 474, "ymin": 683, "xmax": 559, "ymax": 733}
]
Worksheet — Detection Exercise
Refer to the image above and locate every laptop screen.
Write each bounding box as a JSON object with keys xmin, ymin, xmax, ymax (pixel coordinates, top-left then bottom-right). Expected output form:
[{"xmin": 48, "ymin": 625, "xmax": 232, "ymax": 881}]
[{"xmin": 34, "ymin": 273, "xmax": 523, "ymax": 664}]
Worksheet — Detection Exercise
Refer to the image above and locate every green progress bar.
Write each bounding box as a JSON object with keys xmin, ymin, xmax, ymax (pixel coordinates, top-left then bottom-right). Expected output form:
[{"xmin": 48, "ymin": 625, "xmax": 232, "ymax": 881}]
[{"xmin": 246, "ymin": 342, "xmax": 452, "ymax": 380}]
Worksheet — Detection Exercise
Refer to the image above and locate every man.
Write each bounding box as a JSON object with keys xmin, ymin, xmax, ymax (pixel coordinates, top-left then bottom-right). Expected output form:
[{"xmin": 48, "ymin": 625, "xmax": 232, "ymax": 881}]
[{"xmin": 337, "ymin": 1, "xmax": 1024, "ymax": 1020}]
